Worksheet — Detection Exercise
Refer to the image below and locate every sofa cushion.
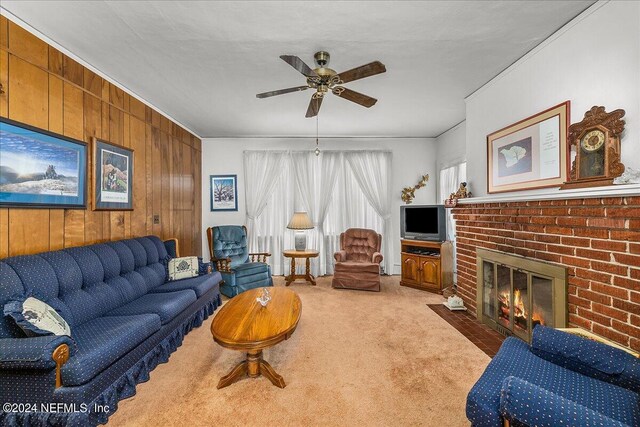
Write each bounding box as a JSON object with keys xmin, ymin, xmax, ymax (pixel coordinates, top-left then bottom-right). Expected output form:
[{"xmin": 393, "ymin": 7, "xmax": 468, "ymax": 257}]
[
  {"xmin": 531, "ymin": 325, "xmax": 640, "ymax": 392},
  {"xmin": 62, "ymin": 314, "xmax": 161, "ymax": 386},
  {"xmin": 466, "ymin": 337, "xmax": 640, "ymax": 427},
  {"xmin": 106, "ymin": 290, "xmax": 197, "ymax": 324},
  {"xmin": 151, "ymin": 272, "xmax": 222, "ymax": 298},
  {"xmin": 334, "ymin": 261, "xmax": 380, "ymax": 274},
  {"xmin": 0, "ymin": 262, "xmax": 28, "ymax": 338}
]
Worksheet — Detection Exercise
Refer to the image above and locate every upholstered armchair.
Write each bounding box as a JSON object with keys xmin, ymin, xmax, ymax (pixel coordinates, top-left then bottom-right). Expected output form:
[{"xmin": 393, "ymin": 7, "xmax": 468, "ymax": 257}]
[
  {"xmin": 332, "ymin": 228, "xmax": 383, "ymax": 292},
  {"xmin": 206, "ymin": 225, "xmax": 273, "ymax": 297}
]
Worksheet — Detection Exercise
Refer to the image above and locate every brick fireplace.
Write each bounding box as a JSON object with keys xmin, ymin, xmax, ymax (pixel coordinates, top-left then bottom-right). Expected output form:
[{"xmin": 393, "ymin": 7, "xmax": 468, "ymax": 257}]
[{"xmin": 453, "ymin": 195, "xmax": 640, "ymax": 351}]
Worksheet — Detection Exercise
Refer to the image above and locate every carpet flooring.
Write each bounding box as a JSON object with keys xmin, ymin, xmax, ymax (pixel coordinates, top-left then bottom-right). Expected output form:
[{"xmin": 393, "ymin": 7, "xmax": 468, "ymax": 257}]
[{"xmin": 108, "ymin": 276, "xmax": 490, "ymax": 426}]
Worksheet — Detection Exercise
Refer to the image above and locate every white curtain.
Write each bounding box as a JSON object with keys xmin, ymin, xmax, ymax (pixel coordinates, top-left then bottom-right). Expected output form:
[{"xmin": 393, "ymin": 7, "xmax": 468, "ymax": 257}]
[
  {"xmin": 243, "ymin": 151, "xmax": 287, "ymax": 251},
  {"xmin": 438, "ymin": 162, "xmax": 467, "ymax": 278},
  {"xmin": 252, "ymin": 156, "xmax": 294, "ymax": 275},
  {"xmin": 291, "ymin": 151, "xmax": 341, "ymax": 276},
  {"xmin": 345, "ymin": 151, "xmax": 393, "ymax": 275}
]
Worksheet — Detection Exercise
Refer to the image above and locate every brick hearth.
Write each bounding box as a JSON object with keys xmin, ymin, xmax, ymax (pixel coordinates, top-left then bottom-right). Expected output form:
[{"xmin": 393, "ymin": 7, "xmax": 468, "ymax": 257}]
[{"xmin": 453, "ymin": 196, "xmax": 640, "ymax": 351}]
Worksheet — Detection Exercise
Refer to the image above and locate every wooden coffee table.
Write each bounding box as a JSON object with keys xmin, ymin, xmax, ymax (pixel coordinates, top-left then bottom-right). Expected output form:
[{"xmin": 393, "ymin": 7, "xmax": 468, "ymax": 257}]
[
  {"xmin": 283, "ymin": 249, "xmax": 319, "ymax": 286},
  {"xmin": 210, "ymin": 287, "xmax": 302, "ymax": 389}
]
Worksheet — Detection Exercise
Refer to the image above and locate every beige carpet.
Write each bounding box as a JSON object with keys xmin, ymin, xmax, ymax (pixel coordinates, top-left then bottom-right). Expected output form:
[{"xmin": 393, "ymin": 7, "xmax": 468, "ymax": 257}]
[{"xmin": 107, "ymin": 276, "xmax": 490, "ymax": 426}]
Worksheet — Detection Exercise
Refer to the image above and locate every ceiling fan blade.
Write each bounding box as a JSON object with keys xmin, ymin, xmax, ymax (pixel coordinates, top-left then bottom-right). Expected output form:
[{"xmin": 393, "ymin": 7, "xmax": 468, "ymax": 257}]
[
  {"xmin": 256, "ymin": 85, "xmax": 309, "ymax": 99},
  {"xmin": 335, "ymin": 61, "xmax": 386, "ymax": 84},
  {"xmin": 280, "ymin": 55, "xmax": 319, "ymax": 78},
  {"xmin": 332, "ymin": 87, "xmax": 377, "ymax": 108},
  {"xmin": 305, "ymin": 95, "xmax": 323, "ymax": 118}
]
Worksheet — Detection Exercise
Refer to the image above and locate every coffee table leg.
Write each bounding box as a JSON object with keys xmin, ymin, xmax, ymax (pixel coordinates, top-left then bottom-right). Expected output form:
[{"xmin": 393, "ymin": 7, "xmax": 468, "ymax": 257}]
[
  {"xmin": 217, "ymin": 360, "xmax": 248, "ymax": 389},
  {"xmin": 306, "ymin": 257, "xmax": 316, "ymax": 286},
  {"xmin": 259, "ymin": 359, "xmax": 286, "ymax": 388},
  {"xmin": 285, "ymin": 257, "xmax": 295, "ymax": 286}
]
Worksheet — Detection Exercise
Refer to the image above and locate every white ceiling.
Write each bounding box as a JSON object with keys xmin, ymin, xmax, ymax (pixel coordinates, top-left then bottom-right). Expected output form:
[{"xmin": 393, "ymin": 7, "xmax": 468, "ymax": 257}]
[{"xmin": 2, "ymin": 1, "xmax": 594, "ymax": 138}]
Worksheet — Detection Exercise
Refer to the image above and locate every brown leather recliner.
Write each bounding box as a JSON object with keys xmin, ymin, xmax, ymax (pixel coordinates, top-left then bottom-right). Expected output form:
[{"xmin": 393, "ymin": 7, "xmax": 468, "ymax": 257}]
[{"xmin": 332, "ymin": 228, "xmax": 383, "ymax": 292}]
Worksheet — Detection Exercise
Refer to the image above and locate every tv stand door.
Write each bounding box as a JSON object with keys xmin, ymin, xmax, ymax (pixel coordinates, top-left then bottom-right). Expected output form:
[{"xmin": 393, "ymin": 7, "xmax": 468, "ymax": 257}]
[{"xmin": 401, "ymin": 253, "xmax": 420, "ymax": 285}]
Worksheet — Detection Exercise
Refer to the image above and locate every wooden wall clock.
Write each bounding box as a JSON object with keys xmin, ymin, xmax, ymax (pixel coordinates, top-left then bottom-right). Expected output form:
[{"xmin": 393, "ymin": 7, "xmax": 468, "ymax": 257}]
[{"xmin": 561, "ymin": 106, "xmax": 626, "ymax": 190}]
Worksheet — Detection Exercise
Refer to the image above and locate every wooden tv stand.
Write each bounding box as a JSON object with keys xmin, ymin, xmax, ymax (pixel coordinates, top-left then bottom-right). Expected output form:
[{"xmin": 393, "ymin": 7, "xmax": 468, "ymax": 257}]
[{"xmin": 400, "ymin": 239, "xmax": 453, "ymax": 294}]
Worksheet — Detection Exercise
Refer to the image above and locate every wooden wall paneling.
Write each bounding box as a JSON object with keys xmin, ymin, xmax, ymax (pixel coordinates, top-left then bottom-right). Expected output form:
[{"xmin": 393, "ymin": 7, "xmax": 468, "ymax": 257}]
[
  {"xmin": 0, "ymin": 15, "xmax": 8, "ymax": 48},
  {"xmin": 123, "ymin": 113, "xmax": 131, "ymax": 238},
  {"xmin": 63, "ymin": 82, "xmax": 84, "ymax": 140},
  {"xmin": 0, "ymin": 50, "xmax": 7, "ymax": 117},
  {"xmin": 62, "ymin": 81, "xmax": 85, "ymax": 248},
  {"xmin": 171, "ymin": 137, "xmax": 183, "ymax": 247},
  {"xmin": 160, "ymin": 131, "xmax": 171, "ymax": 239},
  {"xmin": 1, "ymin": 19, "xmax": 202, "ymax": 258},
  {"xmin": 100, "ymin": 99, "xmax": 110, "ymax": 241},
  {"xmin": 130, "ymin": 117, "xmax": 147, "ymax": 237},
  {"xmin": 83, "ymin": 92, "xmax": 104, "ymax": 244},
  {"xmin": 48, "ymin": 47, "xmax": 63, "ymax": 76},
  {"xmin": 151, "ymin": 109, "xmax": 161, "ymax": 128},
  {"xmin": 49, "ymin": 210, "xmax": 65, "ymax": 250},
  {"xmin": 151, "ymin": 127, "xmax": 162, "ymax": 236},
  {"xmin": 129, "ymin": 96, "xmax": 145, "ymax": 121},
  {"xmin": 48, "ymin": 75, "xmax": 63, "ymax": 134},
  {"xmin": 83, "ymin": 68, "xmax": 102, "ymax": 97},
  {"xmin": 109, "ymin": 104, "xmax": 124, "ymax": 145},
  {"xmin": 63, "ymin": 210, "xmax": 85, "ymax": 248},
  {"xmin": 0, "ymin": 209, "xmax": 8, "ymax": 258},
  {"xmin": 8, "ymin": 22, "xmax": 47, "ymax": 68},
  {"xmin": 109, "ymin": 83, "xmax": 124, "ymax": 110},
  {"xmin": 194, "ymin": 144, "xmax": 202, "ymax": 256},
  {"xmin": 62, "ymin": 55, "xmax": 83, "ymax": 87},
  {"xmin": 8, "ymin": 55, "xmax": 48, "ymax": 128},
  {"xmin": 145, "ymin": 124, "xmax": 153, "ymax": 234},
  {"xmin": 9, "ymin": 210, "xmax": 50, "ymax": 256}
]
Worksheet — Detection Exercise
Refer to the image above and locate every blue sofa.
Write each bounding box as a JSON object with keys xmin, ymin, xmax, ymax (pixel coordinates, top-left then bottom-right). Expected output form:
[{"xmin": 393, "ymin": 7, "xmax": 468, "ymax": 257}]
[
  {"xmin": 207, "ymin": 225, "xmax": 272, "ymax": 297},
  {"xmin": 467, "ymin": 325, "xmax": 640, "ymax": 427},
  {"xmin": 0, "ymin": 236, "xmax": 222, "ymax": 426}
]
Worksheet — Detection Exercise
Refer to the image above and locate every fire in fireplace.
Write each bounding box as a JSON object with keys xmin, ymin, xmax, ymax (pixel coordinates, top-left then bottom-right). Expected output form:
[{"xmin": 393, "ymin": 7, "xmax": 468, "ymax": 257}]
[{"xmin": 477, "ymin": 248, "xmax": 567, "ymax": 342}]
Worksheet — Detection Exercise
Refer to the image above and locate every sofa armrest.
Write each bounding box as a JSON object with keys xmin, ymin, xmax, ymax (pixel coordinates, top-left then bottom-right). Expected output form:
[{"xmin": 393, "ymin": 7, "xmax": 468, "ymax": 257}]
[
  {"xmin": 500, "ymin": 376, "xmax": 631, "ymax": 427},
  {"xmin": 249, "ymin": 252, "xmax": 271, "ymax": 263},
  {"xmin": 372, "ymin": 252, "xmax": 383, "ymax": 264},
  {"xmin": 334, "ymin": 250, "xmax": 347, "ymax": 262}
]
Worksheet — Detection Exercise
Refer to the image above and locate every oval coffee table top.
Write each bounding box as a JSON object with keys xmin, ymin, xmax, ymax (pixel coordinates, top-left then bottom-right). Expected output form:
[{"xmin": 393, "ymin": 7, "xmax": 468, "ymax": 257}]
[{"xmin": 211, "ymin": 287, "xmax": 302, "ymax": 351}]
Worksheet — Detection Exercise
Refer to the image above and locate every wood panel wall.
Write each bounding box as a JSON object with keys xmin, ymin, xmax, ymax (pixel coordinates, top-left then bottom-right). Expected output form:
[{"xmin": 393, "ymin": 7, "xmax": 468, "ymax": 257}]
[{"xmin": 0, "ymin": 16, "xmax": 202, "ymax": 258}]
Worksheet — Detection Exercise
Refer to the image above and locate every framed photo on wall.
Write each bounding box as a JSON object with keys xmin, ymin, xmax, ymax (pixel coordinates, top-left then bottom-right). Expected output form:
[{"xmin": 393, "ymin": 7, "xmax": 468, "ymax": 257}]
[
  {"xmin": 93, "ymin": 138, "xmax": 133, "ymax": 210},
  {"xmin": 0, "ymin": 117, "xmax": 87, "ymax": 208},
  {"xmin": 487, "ymin": 101, "xmax": 570, "ymax": 193},
  {"xmin": 210, "ymin": 174, "xmax": 238, "ymax": 211}
]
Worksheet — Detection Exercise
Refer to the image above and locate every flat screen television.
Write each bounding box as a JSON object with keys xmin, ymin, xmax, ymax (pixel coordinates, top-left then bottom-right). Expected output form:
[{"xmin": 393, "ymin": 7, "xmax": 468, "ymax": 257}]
[{"xmin": 400, "ymin": 205, "xmax": 446, "ymax": 241}]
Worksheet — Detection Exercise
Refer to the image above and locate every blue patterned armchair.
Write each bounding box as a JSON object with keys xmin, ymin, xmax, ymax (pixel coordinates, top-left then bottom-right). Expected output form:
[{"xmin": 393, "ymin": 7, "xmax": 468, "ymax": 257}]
[{"xmin": 206, "ymin": 225, "xmax": 273, "ymax": 297}]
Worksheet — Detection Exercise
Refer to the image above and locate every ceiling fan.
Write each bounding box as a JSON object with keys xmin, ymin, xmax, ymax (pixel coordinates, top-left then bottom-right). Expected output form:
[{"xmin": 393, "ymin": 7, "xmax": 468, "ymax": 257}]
[{"xmin": 256, "ymin": 51, "xmax": 386, "ymax": 118}]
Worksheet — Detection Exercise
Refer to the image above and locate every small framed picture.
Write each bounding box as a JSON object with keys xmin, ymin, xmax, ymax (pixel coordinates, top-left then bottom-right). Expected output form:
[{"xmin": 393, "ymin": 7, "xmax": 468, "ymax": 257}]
[
  {"xmin": 210, "ymin": 174, "xmax": 238, "ymax": 211},
  {"xmin": 0, "ymin": 117, "xmax": 87, "ymax": 208},
  {"xmin": 93, "ymin": 138, "xmax": 133, "ymax": 210}
]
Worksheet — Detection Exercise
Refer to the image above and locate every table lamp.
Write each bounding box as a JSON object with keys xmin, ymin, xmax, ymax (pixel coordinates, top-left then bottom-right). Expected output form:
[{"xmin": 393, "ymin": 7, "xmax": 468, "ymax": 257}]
[{"xmin": 287, "ymin": 212, "xmax": 314, "ymax": 251}]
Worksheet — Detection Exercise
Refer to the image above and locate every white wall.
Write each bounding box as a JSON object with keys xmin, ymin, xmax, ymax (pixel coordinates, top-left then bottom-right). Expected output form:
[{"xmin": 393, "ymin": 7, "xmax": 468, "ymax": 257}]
[
  {"xmin": 465, "ymin": 1, "xmax": 640, "ymax": 198},
  {"xmin": 435, "ymin": 121, "xmax": 467, "ymax": 197},
  {"xmin": 201, "ymin": 138, "xmax": 437, "ymax": 274}
]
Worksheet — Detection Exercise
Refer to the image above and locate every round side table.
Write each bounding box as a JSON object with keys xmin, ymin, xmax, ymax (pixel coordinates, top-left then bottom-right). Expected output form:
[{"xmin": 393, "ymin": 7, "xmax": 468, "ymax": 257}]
[{"xmin": 283, "ymin": 250, "xmax": 319, "ymax": 286}]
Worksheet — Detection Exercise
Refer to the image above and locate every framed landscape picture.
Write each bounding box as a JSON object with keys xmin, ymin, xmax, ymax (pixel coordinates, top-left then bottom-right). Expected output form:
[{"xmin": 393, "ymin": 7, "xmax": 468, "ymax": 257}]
[
  {"xmin": 93, "ymin": 138, "xmax": 133, "ymax": 210},
  {"xmin": 210, "ymin": 174, "xmax": 238, "ymax": 211},
  {"xmin": 487, "ymin": 101, "xmax": 569, "ymax": 193},
  {"xmin": 0, "ymin": 117, "xmax": 87, "ymax": 208}
]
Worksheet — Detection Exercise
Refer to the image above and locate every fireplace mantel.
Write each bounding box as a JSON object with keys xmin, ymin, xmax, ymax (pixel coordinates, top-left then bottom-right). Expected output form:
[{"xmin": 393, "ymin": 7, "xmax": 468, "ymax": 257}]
[{"xmin": 457, "ymin": 183, "xmax": 640, "ymax": 204}]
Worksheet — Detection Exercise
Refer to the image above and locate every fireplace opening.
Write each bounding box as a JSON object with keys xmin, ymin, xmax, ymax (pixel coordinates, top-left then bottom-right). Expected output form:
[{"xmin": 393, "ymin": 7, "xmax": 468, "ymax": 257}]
[{"xmin": 477, "ymin": 249, "xmax": 567, "ymax": 342}]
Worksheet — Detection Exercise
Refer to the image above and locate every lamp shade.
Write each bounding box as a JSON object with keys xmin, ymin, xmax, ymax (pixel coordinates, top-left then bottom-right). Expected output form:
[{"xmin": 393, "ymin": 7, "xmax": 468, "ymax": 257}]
[{"xmin": 287, "ymin": 212, "xmax": 313, "ymax": 230}]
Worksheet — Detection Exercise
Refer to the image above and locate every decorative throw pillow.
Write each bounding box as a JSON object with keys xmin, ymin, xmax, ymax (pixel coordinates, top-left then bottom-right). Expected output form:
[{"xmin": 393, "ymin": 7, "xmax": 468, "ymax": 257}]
[
  {"xmin": 4, "ymin": 296, "xmax": 71, "ymax": 337},
  {"xmin": 168, "ymin": 256, "xmax": 199, "ymax": 281}
]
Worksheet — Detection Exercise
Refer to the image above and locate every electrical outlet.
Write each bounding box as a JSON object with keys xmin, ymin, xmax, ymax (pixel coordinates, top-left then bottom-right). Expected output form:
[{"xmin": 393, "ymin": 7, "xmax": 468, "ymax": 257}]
[{"xmin": 153, "ymin": 215, "xmax": 160, "ymax": 224}]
